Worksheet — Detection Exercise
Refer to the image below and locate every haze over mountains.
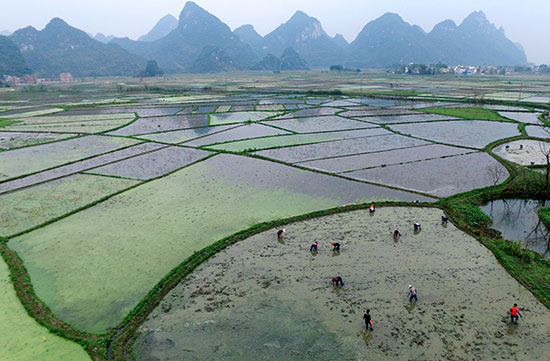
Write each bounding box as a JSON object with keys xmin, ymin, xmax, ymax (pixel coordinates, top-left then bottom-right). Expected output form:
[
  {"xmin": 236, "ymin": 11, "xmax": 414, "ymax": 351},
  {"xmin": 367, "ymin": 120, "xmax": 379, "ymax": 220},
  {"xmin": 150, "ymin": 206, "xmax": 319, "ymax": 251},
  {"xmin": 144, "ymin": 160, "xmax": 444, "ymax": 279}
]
[{"xmin": 1, "ymin": 1, "xmax": 528, "ymax": 77}]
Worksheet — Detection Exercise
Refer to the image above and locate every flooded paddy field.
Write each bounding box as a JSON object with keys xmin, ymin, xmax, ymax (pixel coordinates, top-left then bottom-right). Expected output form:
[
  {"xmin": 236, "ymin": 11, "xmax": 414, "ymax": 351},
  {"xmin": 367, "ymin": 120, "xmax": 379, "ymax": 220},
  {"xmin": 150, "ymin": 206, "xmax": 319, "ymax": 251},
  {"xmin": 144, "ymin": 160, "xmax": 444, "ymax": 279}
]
[
  {"xmin": 8, "ymin": 154, "xmax": 430, "ymax": 333},
  {"xmin": 0, "ymin": 142, "xmax": 163, "ymax": 194},
  {"xmin": 264, "ymin": 115, "xmax": 373, "ymax": 133},
  {"xmin": 108, "ymin": 114, "xmax": 210, "ymax": 136},
  {"xmin": 1, "ymin": 73, "xmax": 550, "ymax": 360},
  {"xmin": 137, "ymin": 124, "xmax": 239, "ymax": 144},
  {"xmin": 481, "ymin": 199, "xmax": 550, "ymax": 257},
  {"xmin": 525, "ymin": 125, "xmax": 550, "ymax": 139},
  {"xmin": 346, "ymin": 152, "xmax": 508, "ymax": 197},
  {"xmin": 0, "ymin": 131, "xmax": 76, "ymax": 150},
  {"xmin": 0, "ymin": 174, "xmax": 138, "ymax": 237},
  {"xmin": 256, "ymin": 134, "xmax": 430, "ymax": 163},
  {"xmin": 183, "ymin": 123, "xmax": 290, "ymax": 147},
  {"xmin": 389, "ymin": 121, "xmax": 521, "ymax": 149},
  {"xmin": 351, "ymin": 114, "xmax": 458, "ymax": 125},
  {"xmin": 297, "ymin": 144, "xmax": 473, "ymax": 173},
  {"xmin": 0, "ymin": 135, "xmax": 141, "ymax": 181},
  {"xmin": 133, "ymin": 208, "xmax": 550, "ymax": 361},
  {"xmin": 89, "ymin": 146, "xmax": 212, "ymax": 180}
]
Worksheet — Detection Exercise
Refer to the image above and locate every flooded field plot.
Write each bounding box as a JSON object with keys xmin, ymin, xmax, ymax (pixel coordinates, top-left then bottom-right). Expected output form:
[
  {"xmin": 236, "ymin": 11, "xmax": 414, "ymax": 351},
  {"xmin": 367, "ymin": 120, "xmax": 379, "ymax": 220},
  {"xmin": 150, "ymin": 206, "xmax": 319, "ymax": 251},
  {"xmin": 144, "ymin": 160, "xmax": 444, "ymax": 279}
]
[
  {"xmin": 493, "ymin": 139, "xmax": 550, "ymax": 165},
  {"xmin": 498, "ymin": 112, "xmax": 543, "ymax": 124},
  {"xmin": 298, "ymin": 144, "xmax": 474, "ymax": 173},
  {"xmin": 346, "ymin": 152, "xmax": 508, "ymax": 197},
  {"xmin": 0, "ymin": 132, "xmax": 76, "ymax": 150},
  {"xmin": 255, "ymin": 104, "xmax": 285, "ymax": 111},
  {"xmin": 525, "ymin": 125, "xmax": 550, "ymax": 139},
  {"xmin": 0, "ymin": 135, "xmax": 141, "ymax": 181},
  {"xmin": 389, "ymin": 120, "xmax": 521, "ymax": 148},
  {"xmin": 256, "ymin": 134, "xmax": 430, "ymax": 163},
  {"xmin": 275, "ymin": 107, "xmax": 343, "ymax": 119},
  {"xmin": 263, "ymin": 115, "xmax": 374, "ymax": 133},
  {"xmin": 209, "ymin": 111, "xmax": 280, "ymax": 126},
  {"xmin": 205, "ymin": 133, "xmax": 341, "ymax": 152},
  {"xmin": 0, "ymin": 259, "xmax": 90, "ymax": 361},
  {"xmin": 0, "ymin": 174, "xmax": 138, "ymax": 237},
  {"xmin": 108, "ymin": 114, "xmax": 209, "ymax": 136},
  {"xmin": 184, "ymin": 124, "xmax": 290, "ymax": 147},
  {"xmin": 133, "ymin": 208, "xmax": 550, "ymax": 361},
  {"xmin": 136, "ymin": 124, "xmax": 239, "ymax": 144},
  {"xmin": 7, "ymin": 154, "xmax": 429, "ymax": 332},
  {"xmin": 0, "ymin": 142, "xmax": 163, "ymax": 194},
  {"xmin": 1, "ymin": 108, "xmax": 65, "ymax": 119},
  {"xmin": 351, "ymin": 113, "xmax": 458, "ymax": 124},
  {"xmin": 481, "ymin": 199, "xmax": 550, "ymax": 257},
  {"xmin": 340, "ymin": 108, "xmax": 418, "ymax": 118},
  {"xmin": 6, "ymin": 118, "xmax": 134, "ymax": 134},
  {"xmin": 90, "ymin": 146, "xmax": 212, "ymax": 180}
]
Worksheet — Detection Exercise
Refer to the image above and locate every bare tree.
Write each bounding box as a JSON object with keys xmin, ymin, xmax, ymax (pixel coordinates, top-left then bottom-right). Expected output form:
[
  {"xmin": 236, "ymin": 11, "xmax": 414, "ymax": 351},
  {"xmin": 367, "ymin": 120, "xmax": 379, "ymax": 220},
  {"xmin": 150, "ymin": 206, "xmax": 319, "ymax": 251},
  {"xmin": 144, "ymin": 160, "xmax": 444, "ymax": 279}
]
[
  {"xmin": 488, "ymin": 163, "xmax": 506, "ymax": 191},
  {"xmin": 539, "ymin": 141, "xmax": 550, "ymax": 191}
]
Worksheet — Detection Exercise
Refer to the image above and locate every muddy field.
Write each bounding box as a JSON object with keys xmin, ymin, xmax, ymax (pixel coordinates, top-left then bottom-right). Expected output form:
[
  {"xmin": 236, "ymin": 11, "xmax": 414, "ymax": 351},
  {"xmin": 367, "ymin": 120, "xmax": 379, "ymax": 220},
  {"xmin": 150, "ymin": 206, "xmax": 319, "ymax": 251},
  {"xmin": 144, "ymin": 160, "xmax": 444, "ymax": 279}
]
[{"xmin": 133, "ymin": 207, "xmax": 550, "ymax": 361}]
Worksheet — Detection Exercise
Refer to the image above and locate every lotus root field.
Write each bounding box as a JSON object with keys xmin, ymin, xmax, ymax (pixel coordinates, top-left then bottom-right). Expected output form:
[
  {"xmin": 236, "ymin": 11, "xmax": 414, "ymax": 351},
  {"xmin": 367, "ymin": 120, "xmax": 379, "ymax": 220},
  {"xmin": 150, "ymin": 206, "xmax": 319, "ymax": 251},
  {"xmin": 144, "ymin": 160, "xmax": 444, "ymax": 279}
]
[{"xmin": 1, "ymin": 72, "xmax": 550, "ymax": 360}]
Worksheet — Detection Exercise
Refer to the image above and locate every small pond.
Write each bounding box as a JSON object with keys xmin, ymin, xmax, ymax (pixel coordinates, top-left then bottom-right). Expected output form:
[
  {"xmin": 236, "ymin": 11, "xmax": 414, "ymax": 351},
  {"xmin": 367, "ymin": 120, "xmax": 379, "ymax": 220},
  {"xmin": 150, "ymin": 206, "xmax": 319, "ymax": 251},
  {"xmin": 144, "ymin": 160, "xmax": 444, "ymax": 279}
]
[{"xmin": 480, "ymin": 199, "xmax": 550, "ymax": 257}]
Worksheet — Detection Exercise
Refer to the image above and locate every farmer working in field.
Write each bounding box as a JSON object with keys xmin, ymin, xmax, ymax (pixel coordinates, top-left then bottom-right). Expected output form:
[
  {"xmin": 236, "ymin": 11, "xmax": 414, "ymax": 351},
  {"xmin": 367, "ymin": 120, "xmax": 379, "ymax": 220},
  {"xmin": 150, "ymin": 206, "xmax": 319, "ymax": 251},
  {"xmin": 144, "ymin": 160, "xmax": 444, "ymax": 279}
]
[
  {"xmin": 510, "ymin": 303, "xmax": 522, "ymax": 323},
  {"xmin": 408, "ymin": 285, "xmax": 418, "ymax": 302}
]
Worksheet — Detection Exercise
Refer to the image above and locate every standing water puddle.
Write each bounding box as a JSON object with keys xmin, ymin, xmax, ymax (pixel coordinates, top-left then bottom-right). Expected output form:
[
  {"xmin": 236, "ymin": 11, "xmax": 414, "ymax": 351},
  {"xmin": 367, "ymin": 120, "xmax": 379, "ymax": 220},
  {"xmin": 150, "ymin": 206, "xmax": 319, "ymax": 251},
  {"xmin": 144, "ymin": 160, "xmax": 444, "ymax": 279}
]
[{"xmin": 480, "ymin": 199, "xmax": 550, "ymax": 257}]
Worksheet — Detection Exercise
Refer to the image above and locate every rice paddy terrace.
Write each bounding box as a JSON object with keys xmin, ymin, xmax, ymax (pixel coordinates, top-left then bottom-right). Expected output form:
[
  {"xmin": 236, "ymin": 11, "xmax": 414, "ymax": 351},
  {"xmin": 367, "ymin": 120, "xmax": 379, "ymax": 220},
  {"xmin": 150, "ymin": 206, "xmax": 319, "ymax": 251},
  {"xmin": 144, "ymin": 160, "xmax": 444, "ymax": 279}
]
[{"xmin": 1, "ymin": 73, "xmax": 550, "ymax": 360}]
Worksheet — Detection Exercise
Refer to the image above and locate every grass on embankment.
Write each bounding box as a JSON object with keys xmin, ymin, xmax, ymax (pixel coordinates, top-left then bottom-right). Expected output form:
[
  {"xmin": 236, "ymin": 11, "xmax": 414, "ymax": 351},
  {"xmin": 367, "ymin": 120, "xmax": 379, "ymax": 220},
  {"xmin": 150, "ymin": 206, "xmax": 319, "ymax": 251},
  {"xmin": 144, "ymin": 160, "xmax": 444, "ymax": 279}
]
[
  {"xmin": 421, "ymin": 107, "xmax": 512, "ymax": 122},
  {"xmin": 538, "ymin": 207, "xmax": 550, "ymax": 230}
]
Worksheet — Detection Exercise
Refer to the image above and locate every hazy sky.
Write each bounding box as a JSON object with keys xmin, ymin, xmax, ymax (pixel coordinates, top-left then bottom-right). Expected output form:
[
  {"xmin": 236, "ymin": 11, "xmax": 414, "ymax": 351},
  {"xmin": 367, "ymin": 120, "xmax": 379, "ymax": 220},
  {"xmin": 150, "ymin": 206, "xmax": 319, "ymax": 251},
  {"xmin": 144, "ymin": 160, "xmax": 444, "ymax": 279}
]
[{"xmin": 3, "ymin": 0, "xmax": 549, "ymax": 64}]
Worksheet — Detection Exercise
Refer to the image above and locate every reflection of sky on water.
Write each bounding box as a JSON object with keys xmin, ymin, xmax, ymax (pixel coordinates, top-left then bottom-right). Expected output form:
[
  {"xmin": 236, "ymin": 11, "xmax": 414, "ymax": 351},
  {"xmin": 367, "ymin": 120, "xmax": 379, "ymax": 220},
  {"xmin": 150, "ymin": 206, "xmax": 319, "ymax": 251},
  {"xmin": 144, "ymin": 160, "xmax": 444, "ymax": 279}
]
[{"xmin": 480, "ymin": 199, "xmax": 550, "ymax": 257}]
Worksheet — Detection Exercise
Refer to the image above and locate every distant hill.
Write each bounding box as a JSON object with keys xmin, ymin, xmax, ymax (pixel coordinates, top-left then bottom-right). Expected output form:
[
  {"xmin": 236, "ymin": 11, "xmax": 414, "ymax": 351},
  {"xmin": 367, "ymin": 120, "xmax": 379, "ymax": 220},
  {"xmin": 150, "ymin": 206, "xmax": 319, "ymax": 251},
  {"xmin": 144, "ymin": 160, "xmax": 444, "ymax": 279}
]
[
  {"xmin": 138, "ymin": 14, "xmax": 178, "ymax": 42},
  {"xmin": 186, "ymin": 46, "xmax": 236, "ymax": 73},
  {"xmin": 233, "ymin": 25, "xmax": 262, "ymax": 46},
  {"xmin": 331, "ymin": 34, "xmax": 349, "ymax": 49},
  {"xmin": 252, "ymin": 47, "xmax": 309, "ymax": 71},
  {"xmin": 255, "ymin": 11, "xmax": 346, "ymax": 68},
  {"xmin": 112, "ymin": 2, "xmax": 257, "ymax": 73},
  {"xmin": 10, "ymin": 18, "xmax": 146, "ymax": 77},
  {"xmin": 427, "ymin": 11, "xmax": 527, "ymax": 66},
  {"xmin": 0, "ymin": 35, "xmax": 32, "ymax": 76},
  {"xmin": 94, "ymin": 33, "xmax": 115, "ymax": 44},
  {"xmin": 350, "ymin": 11, "xmax": 527, "ymax": 67},
  {"xmin": 0, "ymin": 30, "xmax": 11, "ymax": 36}
]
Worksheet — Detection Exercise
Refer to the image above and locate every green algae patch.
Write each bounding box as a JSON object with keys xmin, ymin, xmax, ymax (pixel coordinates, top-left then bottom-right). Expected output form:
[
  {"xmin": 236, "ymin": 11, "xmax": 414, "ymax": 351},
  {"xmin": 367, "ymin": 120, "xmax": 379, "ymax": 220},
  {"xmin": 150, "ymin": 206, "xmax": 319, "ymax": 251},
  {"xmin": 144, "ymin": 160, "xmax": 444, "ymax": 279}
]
[
  {"xmin": 0, "ymin": 119, "xmax": 20, "ymax": 128},
  {"xmin": 0, "ymin": 174, "xmax": 139, "ymax": 237},
  {"xmin": 132, "ymin": 208, "xmax": 550, "ymax": 361},
  {"xmin": 205, "ymin": 133, "xmax": 340, "ymax": 152},
  {"xmin": 421, "ymin": 107, "xmax": 512, "ymax": 122},
  {"xmin": 8, "ymin": 154, "xmax": 426, "ymax": 333},
  {"xmin": 0, "ymin": 258, "xmax": 90, "ymax": 361},
  {"xmin": 209, "ymin": 111, "xmax": 280, "ymax": 126}
]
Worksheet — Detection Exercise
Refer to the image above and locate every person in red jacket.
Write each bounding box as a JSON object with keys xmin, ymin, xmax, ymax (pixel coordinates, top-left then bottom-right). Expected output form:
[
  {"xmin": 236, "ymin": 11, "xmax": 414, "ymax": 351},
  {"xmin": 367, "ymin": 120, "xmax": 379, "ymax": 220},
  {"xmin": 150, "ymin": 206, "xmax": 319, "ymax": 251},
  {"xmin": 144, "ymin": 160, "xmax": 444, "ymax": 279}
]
[{"xmin": 510, "ymin": 303, "xmax": 522, "ymax": 323}]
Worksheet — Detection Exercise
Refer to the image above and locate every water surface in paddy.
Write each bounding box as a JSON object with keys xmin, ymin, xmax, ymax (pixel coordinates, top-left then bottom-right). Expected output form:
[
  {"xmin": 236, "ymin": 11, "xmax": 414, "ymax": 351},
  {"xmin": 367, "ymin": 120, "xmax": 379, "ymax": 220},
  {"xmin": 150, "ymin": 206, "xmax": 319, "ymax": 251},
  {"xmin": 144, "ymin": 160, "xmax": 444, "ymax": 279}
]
[
  {"xmin": 133, "ymin": 208, "xmax": 550, "ymax": 361},
  {"xmin": 480, "ymin": 199, "xmax": 550, "ymax": 257}
]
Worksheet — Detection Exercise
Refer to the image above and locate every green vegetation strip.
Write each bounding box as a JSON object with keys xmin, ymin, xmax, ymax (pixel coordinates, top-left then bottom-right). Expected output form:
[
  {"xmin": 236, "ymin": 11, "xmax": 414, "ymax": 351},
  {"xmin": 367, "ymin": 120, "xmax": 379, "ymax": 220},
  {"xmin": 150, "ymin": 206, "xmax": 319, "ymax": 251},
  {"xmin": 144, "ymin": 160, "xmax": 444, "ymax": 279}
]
[
  {"xmin": 421, "ymin": 107, "xmax": 514, "ymax": 122},
  {"xmin": 538, "ymin": 207, "xmax": 550, "ymax": 230}
]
